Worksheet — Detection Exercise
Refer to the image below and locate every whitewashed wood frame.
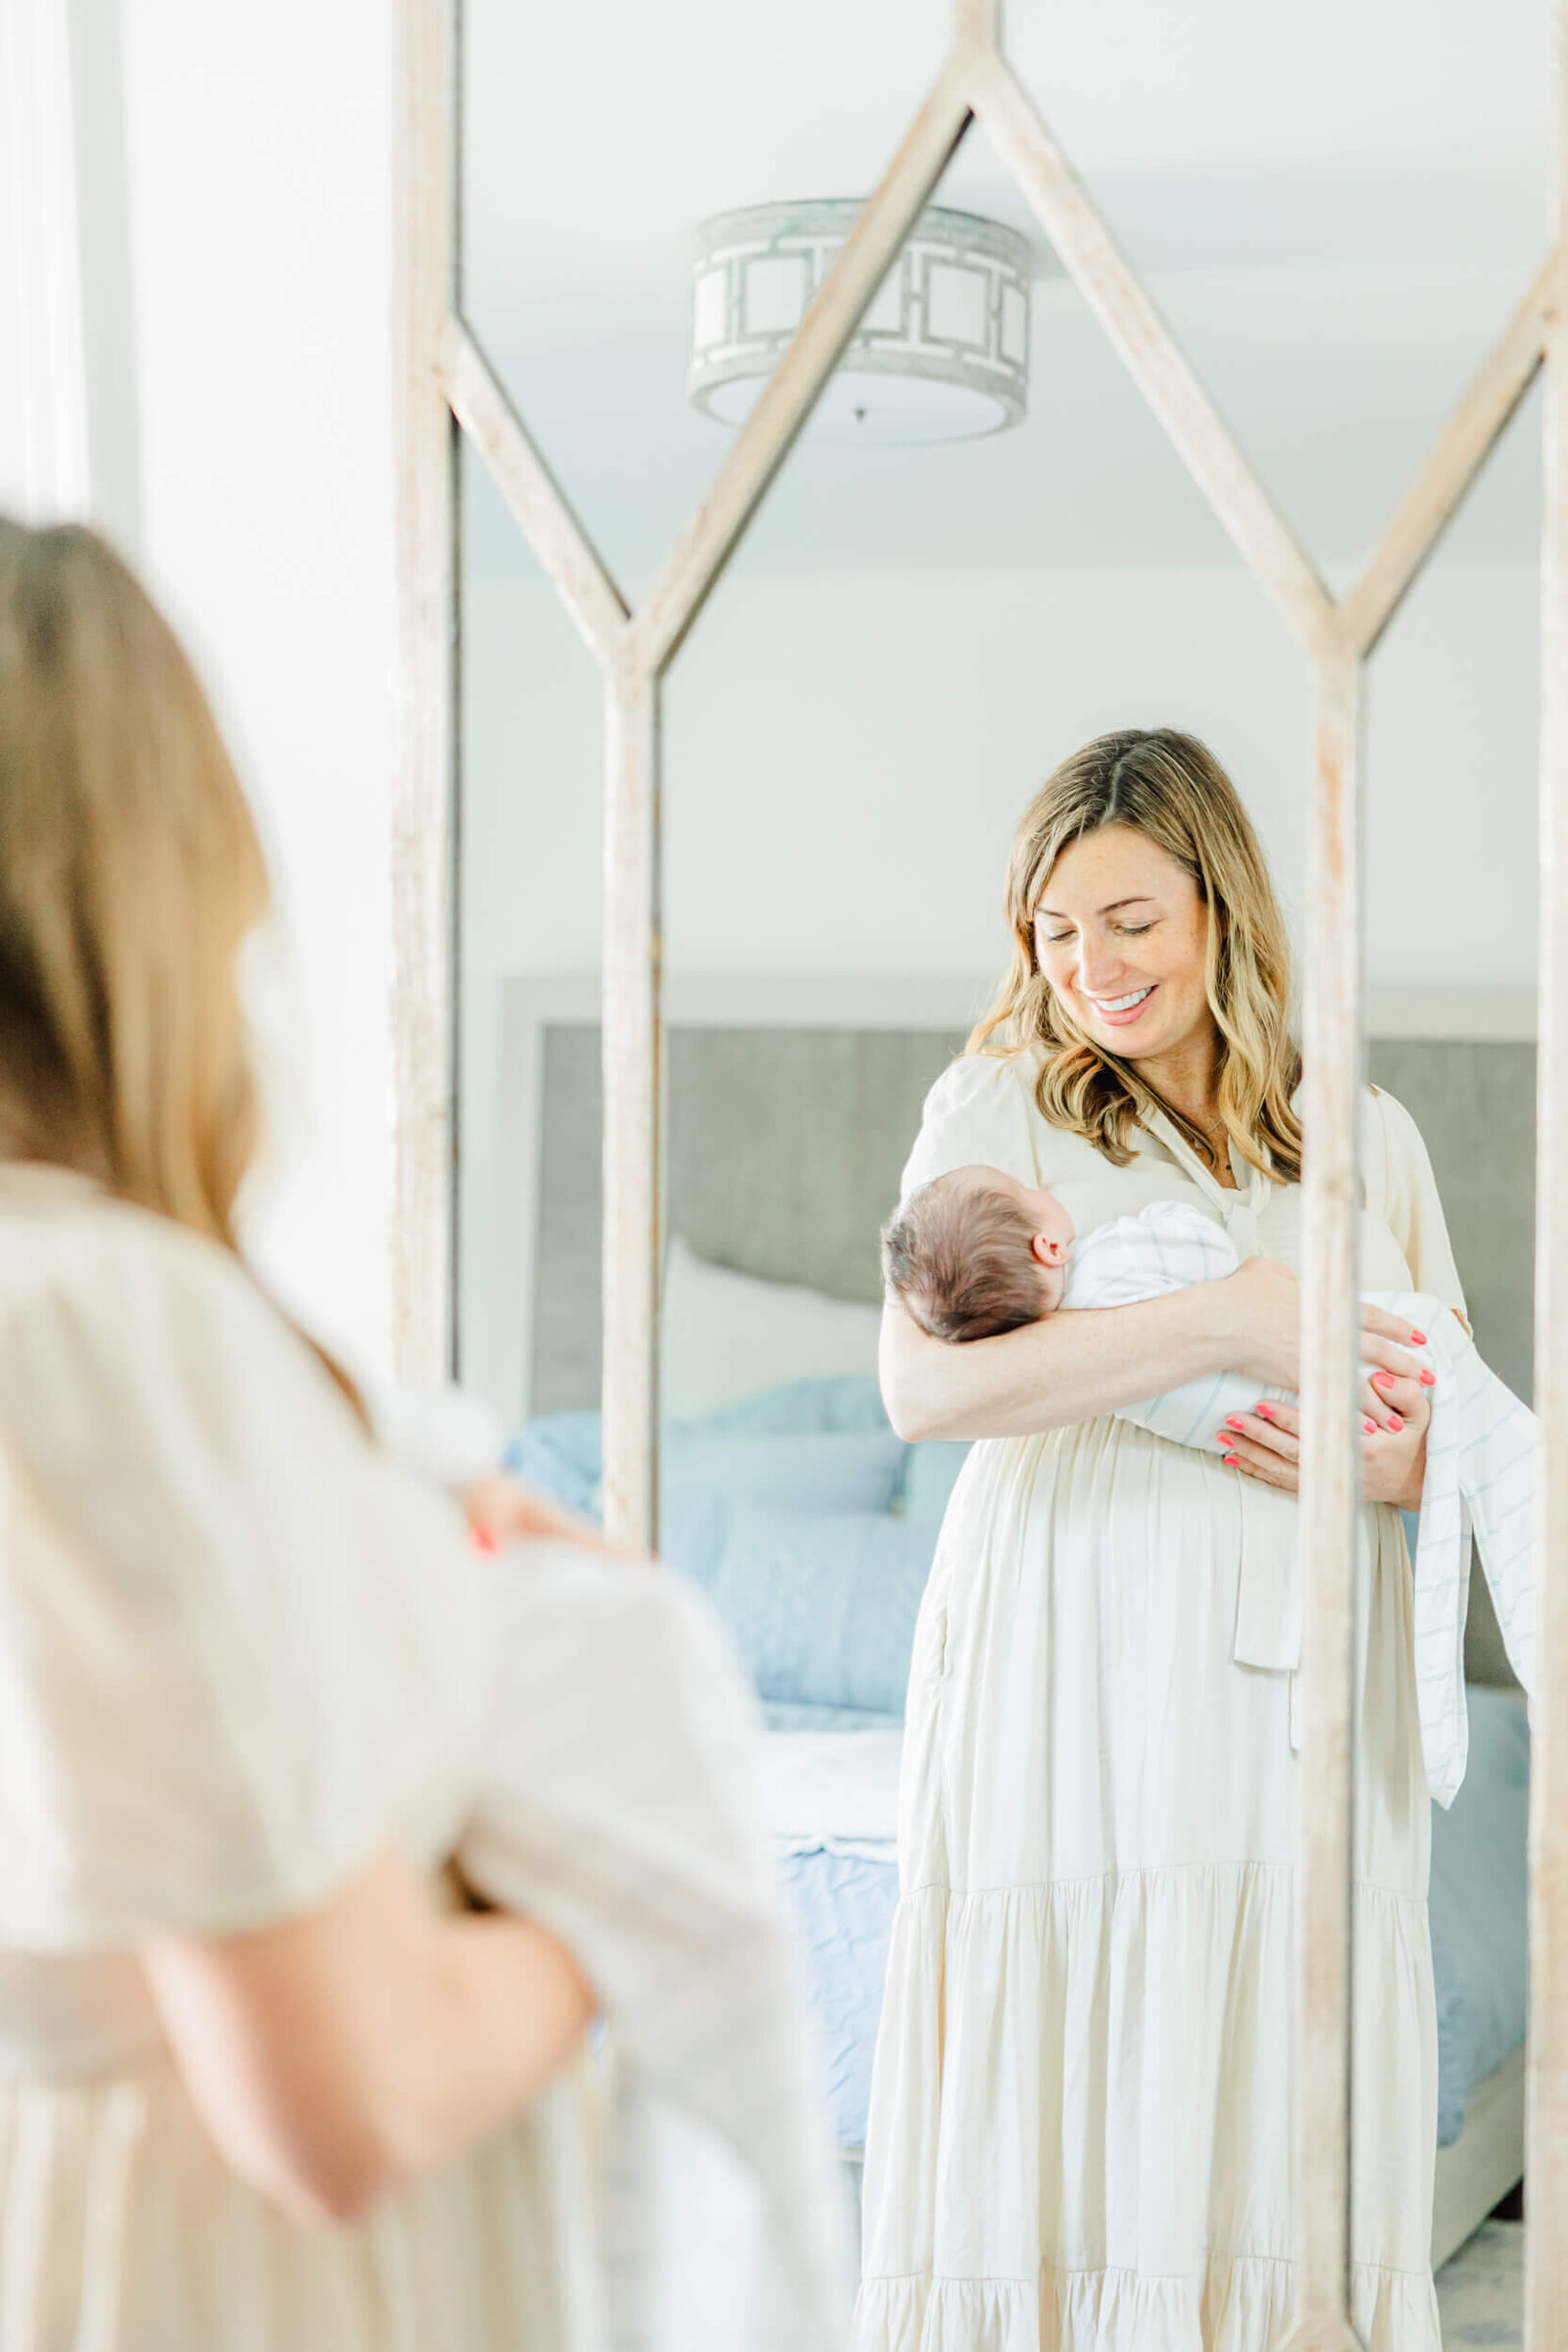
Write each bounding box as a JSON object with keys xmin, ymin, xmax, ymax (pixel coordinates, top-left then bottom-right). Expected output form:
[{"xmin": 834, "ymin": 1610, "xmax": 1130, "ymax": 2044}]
[
  {"xmin": 1527, "ymin": 181, "xmax": 1568, "ymax": 2346},
  {"xmin": 395, "ymin": 0, "xmax": 1565, "ymax": 2332}
]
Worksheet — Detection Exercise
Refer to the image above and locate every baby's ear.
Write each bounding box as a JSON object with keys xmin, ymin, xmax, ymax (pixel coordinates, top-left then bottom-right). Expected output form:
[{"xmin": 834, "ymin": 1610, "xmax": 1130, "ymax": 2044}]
[{"xmin": 1031, "ymin": 1232, "xmax": 1066, "ymax": 1266}]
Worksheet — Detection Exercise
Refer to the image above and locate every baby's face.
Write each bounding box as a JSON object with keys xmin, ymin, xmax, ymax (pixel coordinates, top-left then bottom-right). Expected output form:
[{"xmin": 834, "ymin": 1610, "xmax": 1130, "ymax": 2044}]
[{"xmin": 971, "ymin": 1169, "xmax": 1076, "ymax": 1314}]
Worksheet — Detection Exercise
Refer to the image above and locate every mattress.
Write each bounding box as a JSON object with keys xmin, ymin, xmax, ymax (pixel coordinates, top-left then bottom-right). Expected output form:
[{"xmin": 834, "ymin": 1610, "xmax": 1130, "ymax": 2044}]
[{"xmin": 768, "ymin": 1686, "xmax": 1530, "ymax": 2155}]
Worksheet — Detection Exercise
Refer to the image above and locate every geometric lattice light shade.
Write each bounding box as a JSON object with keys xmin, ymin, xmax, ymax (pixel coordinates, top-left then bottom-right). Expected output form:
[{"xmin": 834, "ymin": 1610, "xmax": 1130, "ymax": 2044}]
[{"xmin": 689, "ymin": 199, "xmax": 1032, "ymax": 443}]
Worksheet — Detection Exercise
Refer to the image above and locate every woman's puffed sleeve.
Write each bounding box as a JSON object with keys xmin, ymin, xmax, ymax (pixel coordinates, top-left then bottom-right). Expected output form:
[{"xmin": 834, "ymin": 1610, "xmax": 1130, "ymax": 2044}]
[
  {"xmin": 1368, "ymin": 1086, "xmax": 1467, "ymax": 1315},
  {"xmin": 0, "ymin": 1209, "xmax": 493, "ymax": 1950},
  {"xmin": 898, "ymin": 1054, "xmax": 1044, "ymax": 1206}
]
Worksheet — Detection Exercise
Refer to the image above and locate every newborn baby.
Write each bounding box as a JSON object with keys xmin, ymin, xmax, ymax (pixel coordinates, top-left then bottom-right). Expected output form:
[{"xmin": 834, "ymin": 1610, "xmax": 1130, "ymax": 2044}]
[{"xmin": 883, "ymin": 1164, "xmax": 1536, "ymax": 1803}]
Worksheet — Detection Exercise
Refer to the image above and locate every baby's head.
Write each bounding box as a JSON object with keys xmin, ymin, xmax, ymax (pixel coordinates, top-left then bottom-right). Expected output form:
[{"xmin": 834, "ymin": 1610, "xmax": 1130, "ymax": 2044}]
[{"xmin": 881, "ymin": 1164, "xmax": 1076, "ymax": 1343}]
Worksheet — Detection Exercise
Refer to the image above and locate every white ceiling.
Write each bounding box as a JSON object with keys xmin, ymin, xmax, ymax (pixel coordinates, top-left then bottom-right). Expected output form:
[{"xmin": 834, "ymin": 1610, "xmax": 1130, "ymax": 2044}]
[{"xmin": 461, "ymin": 0, "xmax": 1554, "ymax": 589}]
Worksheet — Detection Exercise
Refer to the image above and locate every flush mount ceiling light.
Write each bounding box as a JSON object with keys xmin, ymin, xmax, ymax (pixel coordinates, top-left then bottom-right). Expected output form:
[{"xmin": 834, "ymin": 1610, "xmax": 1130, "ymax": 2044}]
[{"xmin": 688, "ymin": 199, "xmax": 1032, "ymax": 445}]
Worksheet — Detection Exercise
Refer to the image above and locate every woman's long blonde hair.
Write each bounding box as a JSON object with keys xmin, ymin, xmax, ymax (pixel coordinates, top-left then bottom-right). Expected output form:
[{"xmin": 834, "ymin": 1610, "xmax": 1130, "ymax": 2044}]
[
  {"xmin": 0, "ymin": 518, "xmax": 365, "ymax": 1410},
  {"xmin": 971, "ymin": 728, "xmax": 1303, "ymax": 1182}
]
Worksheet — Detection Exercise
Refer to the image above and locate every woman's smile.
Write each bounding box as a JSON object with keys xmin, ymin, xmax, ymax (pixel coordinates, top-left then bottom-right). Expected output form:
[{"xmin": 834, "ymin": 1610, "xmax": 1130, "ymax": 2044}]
[{"xmin": 1085, "ymin": 983, "xmax": 1157, "ymax": 1025}]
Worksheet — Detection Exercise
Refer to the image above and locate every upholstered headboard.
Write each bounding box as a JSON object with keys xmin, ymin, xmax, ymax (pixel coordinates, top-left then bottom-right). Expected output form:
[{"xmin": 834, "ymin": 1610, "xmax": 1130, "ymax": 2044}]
[{"xmin": 529, "ymin": 1024, "xmax": 965, "ymax": 1414}]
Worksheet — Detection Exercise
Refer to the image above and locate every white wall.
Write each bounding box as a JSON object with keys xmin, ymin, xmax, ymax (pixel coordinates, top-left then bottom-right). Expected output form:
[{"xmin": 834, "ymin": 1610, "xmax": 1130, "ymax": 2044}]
[
  {"xmin": 464, "ymin": 558, "xmax": 1539, "ymax": 986},
  {"xmin": 116, "ymin": 0, "xmax": 401, "ymax": 1368}
]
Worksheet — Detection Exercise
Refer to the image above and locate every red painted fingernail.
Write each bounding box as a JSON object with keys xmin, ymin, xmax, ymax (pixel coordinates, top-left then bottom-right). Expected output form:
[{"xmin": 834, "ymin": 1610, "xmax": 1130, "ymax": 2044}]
[
  {"xmin": 1223, "ymin": 1452, "xmax": 1239, "ymax": 1466},
  {"xmin": 1372, "ymin": 1371, "xmax": 1395, "ymax": 1390},
  {"xmin": 1225, "ymin": 1414, "xmax": 1247, "ymax": 1429},
  {"xmin": 1420, "ymin": 1369, "xmax": 1436, "ymax": 1386},
  {"xmin": 471, "ymin": 1525, "xmax": 499, "ymax": 1553},
  {"xmin": 1364, "ymin": 1419, "xmax": 1377, "ymax": 1433},
  {"xmin": 1410, "ymin": 1330, "xmax": 1427, "ymax": 1346},
  {"xmin": 1387, "ymin": 1412, "xmax": 1403, "ymax": 1431},
  {"xmin": 1255, "ymin": 1401, "xmax": 1275, "ymax": 1419}
]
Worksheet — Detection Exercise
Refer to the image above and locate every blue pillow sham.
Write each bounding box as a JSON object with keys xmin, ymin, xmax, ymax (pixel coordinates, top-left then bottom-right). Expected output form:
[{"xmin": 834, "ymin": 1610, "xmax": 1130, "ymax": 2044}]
[
  {"xmin": 683, "ymin": 1503, "xmax": 933, "ymax": 1716},
  {"xmin": 506, "ymin": 1378, "xmax": 960, "ymax": 1716}
]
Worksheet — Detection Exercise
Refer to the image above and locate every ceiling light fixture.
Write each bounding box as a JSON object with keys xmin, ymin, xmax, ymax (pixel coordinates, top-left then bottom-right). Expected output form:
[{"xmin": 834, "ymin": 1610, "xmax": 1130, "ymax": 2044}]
[{"xmin": 688, "ymin": 199, "xmax": 1032, "ymax": 446}]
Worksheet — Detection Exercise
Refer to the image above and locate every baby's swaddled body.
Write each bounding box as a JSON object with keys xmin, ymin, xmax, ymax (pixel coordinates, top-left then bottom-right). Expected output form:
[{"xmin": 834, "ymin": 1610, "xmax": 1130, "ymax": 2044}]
[{"xmin": 1061, "ymin": 1198, "xmax": 1282, "ymax": 1446}]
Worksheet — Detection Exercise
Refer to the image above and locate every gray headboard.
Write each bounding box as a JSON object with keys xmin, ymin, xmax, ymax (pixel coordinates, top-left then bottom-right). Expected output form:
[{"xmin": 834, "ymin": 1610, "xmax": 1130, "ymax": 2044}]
[{"xmin": 526, "ymin": 1025, "xmax": 1535, "ymax": 1687}]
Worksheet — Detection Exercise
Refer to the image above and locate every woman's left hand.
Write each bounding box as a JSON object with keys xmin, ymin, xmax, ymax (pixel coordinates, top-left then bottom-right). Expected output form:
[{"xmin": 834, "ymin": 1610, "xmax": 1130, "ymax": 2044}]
[
  {"xmin": 1217, "ymin": 1370, "xmax": 1431, "ymax": 1511},
  {"xmin": 462, "ymin": 1473, "xmax": 618, "ymax": 1555}
]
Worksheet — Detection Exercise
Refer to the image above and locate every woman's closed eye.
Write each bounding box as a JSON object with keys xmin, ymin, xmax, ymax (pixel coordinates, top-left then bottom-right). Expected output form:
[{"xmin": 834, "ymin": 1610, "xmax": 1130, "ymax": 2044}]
[{"xmin": 1043, "ymin": 921, "xmax": 1156, "ymax": 945}]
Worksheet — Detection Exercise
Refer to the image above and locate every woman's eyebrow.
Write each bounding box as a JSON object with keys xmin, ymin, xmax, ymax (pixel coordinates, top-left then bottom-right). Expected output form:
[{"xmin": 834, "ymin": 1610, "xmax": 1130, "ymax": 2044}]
[{"xmin": 1037, "ymin": 895, "xmax": 1158, "ymax": 920}]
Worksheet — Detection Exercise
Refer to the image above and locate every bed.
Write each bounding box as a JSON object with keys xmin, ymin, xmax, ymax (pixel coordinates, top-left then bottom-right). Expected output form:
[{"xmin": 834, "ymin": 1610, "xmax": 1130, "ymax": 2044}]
[{"xmin": 497, "ymin": 1005, "xmax": 1535, "ymax": 2270}]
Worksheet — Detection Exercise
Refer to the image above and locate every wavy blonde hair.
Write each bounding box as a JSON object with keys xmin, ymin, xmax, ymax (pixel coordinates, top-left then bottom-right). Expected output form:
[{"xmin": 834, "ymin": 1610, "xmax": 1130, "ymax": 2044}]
[
  {"xmin": 0, "ymin": 517, "xmax": 364, "ymax": 1411},
  {"xmin": 971, "ymin": 728, "xmax": 1302, "ymax": 1182}
]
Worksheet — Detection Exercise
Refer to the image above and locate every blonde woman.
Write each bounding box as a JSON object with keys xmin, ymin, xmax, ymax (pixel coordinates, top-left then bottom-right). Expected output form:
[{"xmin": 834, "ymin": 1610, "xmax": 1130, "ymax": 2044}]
[
  {"xmin": 853, "ymin": 731, "xmax": 1455, "ymax": 2350},
  {"xmin": 0, "ymin": 519, "xmax": 601, "ymax": 2348}
]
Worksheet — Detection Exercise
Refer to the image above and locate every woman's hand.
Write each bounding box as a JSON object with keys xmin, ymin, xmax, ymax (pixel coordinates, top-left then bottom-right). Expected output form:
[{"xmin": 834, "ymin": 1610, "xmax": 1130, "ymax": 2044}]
[
  {"xmin": 462, "ymin": 1474, "xmax": 616, "ymax": 1556},
  {"xmin": 1216, "ymin": 1368, "xmax": 1432, "ymax": 1511},
  {"xmin": 1216, "ymin": 1261, "xmax": 1431, "ymax": 1426}
]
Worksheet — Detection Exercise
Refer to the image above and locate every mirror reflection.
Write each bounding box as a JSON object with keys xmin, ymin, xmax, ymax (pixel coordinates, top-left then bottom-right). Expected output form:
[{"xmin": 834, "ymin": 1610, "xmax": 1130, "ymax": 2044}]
[{"xmin": 458, "ymin": 4, "xmax": 1544, "ymax": 2343}]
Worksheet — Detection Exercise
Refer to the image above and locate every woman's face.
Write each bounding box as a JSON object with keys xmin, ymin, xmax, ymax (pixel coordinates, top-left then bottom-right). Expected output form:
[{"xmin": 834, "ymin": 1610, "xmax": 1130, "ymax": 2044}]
[{"xmin": 1032, "ymin": 824, "xmax": 1215, "ymax": 1066}]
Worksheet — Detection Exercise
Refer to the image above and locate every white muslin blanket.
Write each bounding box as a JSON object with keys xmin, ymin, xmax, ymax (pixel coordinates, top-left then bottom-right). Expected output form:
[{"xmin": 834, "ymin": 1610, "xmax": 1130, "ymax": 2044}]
[
  {"xmin": 457, "ymin": 1541, "xmax": 855, "ymax": 2352},
  {"xmin": 1064, "ymin": 1200, "xmax": 1537, "ymax": 1804}
]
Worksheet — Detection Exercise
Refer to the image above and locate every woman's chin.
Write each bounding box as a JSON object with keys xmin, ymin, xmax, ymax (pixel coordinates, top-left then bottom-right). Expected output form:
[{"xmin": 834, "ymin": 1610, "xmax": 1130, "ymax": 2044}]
[{"xmin": 1081, "ymin": 1010, "xmax": 1164, "ymax": 1056}]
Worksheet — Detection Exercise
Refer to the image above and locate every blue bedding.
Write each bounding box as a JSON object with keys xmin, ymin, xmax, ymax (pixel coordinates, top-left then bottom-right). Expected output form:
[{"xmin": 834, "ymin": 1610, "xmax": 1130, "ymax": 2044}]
[
  {"xmin": 1428, "ymin": 1684, "xmax": 1530, "ymax": 2142},
  {"xmin": 778, "ymin": 1689, "xmax": 1530, "ymax": 2156}
]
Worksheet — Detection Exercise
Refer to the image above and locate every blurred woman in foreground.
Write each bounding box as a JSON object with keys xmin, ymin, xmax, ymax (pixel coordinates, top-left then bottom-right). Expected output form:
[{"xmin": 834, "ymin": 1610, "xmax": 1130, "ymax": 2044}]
[{"xmin": 0, "ymin": 517, "xmax": 606, "ymax": 2349}]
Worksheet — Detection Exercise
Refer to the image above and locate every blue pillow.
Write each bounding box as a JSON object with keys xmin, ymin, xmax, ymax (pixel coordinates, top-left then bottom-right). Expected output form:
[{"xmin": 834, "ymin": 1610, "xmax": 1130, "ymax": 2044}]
[
  {"xmin": 672, "ymin": 1504, "xmax": 935, "ymax": 1714},
  {"xmin": 506, "ymin": 1384, "xmax": 906, "ymax": 1524},
  {"xmin": 694, "ymin": 1375, "xmax": 891, "ymax": 1438},
  {"xmin": 665, "ymin": 1426, "xmax": 906, "ymax": 1514},
  {"xmin": 505, "ymin": 1410, "xmax": 603, "ymax": 1515}
]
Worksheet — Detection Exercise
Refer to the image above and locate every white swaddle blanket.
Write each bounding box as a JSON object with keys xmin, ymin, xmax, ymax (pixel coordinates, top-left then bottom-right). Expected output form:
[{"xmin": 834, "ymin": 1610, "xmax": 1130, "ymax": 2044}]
[
  {"xmin": 1064, "ymin": 1200, "xmax": 1537, "ymax": 1803},
  {"xmin": 371, "ymin": 1386, "xmax": 853, "ymax": 2352},
  {"xmin": 460, "ymin": 1543, "xmax": 854, "ymax": 2352}
]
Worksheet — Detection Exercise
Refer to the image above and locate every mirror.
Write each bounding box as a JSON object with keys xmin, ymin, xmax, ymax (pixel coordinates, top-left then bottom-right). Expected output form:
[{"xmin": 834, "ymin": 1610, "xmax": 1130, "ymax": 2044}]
[{"xmin": 456, "ymin": 4, "xmax": 1544, "ymax": 2340}]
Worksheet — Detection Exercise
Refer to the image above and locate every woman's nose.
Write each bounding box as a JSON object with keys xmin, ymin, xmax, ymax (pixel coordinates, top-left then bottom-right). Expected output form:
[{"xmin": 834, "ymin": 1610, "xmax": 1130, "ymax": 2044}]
[{"xmin": 1076, "ymin": 943, "xmax": 1125, "ymax": 997}]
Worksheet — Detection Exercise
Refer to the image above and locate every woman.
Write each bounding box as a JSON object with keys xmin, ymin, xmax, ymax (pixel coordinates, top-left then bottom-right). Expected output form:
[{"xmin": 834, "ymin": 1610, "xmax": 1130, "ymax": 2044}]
[
  {"xmin": 852, "ymin": 731, "xmax": 1455, "ymax": 2351},
  {"xmin": 0, "ymin": 518, "xmax": 601, "ymax": 2349}
]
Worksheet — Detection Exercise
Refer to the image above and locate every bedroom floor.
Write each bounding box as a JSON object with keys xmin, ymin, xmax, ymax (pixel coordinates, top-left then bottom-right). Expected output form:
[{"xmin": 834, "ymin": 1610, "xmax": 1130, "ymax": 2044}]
[{"xmin": 1435, "ymin": 2220, "xmax": 1522, "ymax": 2345}]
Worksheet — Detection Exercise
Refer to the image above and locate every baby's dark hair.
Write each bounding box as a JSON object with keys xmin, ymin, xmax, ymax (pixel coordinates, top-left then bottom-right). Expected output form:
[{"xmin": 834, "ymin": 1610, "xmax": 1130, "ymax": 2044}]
[{"xmin": 881, "ymin": 1168, "xmax": 1047, "ymax": 1343}]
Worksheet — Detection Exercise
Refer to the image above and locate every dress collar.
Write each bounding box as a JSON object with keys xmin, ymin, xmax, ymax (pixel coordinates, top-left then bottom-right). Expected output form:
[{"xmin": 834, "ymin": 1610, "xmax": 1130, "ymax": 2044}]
[{"xmin": 1141, "ymin": 1104, "xmax": 1273, "ymax": 1257}]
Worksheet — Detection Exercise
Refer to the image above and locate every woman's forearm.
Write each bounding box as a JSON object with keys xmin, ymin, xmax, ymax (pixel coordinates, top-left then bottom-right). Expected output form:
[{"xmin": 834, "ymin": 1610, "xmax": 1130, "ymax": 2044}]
[
  {"xmin": 880, "ymin": 1284, "xmax": 1241, "ymax": 1444},
  {"xmin": 146, "ymin": 1853, "xmax": 598, "ymax": 2225}
]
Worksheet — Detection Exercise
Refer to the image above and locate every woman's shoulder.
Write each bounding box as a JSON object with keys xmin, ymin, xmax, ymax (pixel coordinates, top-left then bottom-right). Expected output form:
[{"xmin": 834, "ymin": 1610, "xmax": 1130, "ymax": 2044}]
[
  {"xmin": 906, "ymin": 1050, "xmax": 1106, "ymax": 1196},
  {"xmin": 920, "ymin": 1046, "xmax": 1038, "ymax": 1115},
  {"xmin": 0, "ymin": 1169, "xmax": 266, "ymax": 1323},
  {"xmin": 1361, "ymin": 1081, "xmax": 1439, "ymax": 1184},
  {"xmin": 0, "ymin": 1169, "xmax": 342, "ymax": 1441}
]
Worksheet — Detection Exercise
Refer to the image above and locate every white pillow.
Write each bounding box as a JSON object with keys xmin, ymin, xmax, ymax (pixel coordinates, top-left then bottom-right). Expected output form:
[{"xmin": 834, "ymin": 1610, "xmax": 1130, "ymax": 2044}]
[{"xmin": 661, "ymin": 1236, "xmax": 884, "ymax": 1422}]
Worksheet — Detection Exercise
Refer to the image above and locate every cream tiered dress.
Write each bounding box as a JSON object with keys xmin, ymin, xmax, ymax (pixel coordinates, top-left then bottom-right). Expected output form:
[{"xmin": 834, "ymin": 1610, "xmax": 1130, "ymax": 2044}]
[
  {"xmin": 851, "ymin": 1055, "xmax": 1464, "ymax": 2352},
  {"xmin": 0, "ymin": 1166, "xmax": 584, "ymax": 2352}
]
